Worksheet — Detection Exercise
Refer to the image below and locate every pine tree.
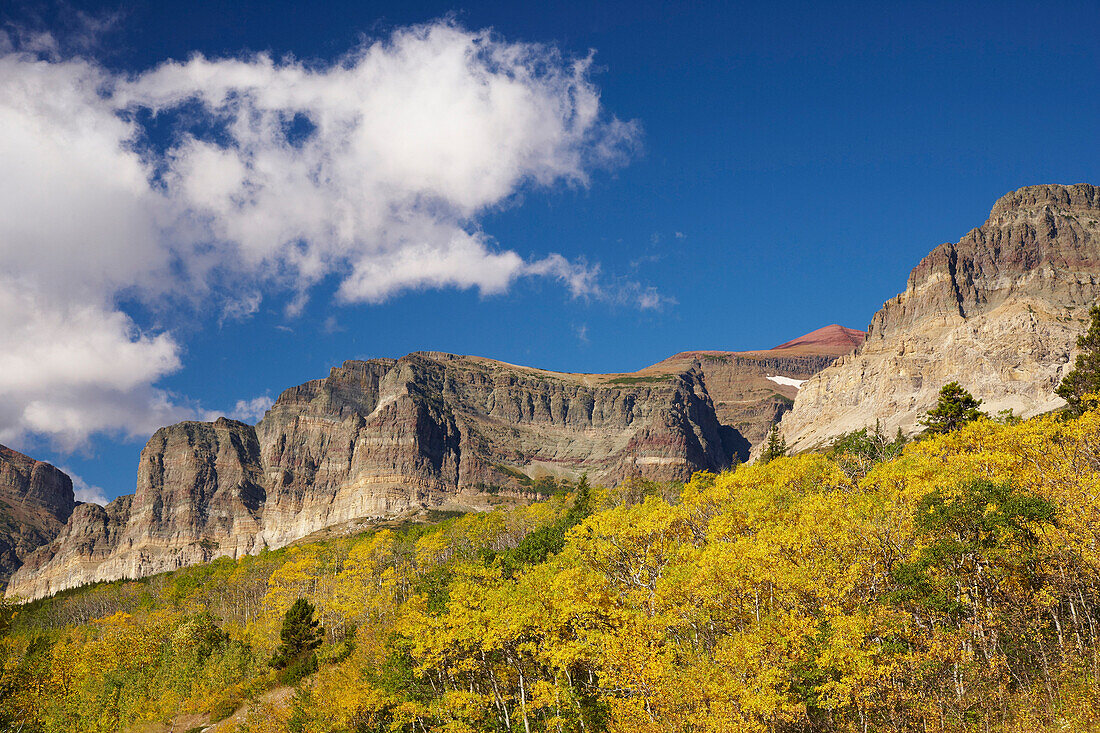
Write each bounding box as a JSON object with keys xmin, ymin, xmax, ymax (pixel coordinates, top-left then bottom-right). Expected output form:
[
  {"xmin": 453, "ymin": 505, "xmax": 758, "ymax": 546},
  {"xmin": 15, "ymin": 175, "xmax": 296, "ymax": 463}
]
[
  {"xmin": 1056, "ymin": 305, "xmax": 1100, "ymax": 416},
  {"xmin": 270, "ymin": 598, "xmax": 323, "ymax": 677},
  {"xmin": 759, "ymin": 424, "xmax": 788, "ymax": 464},
  {"xmin": 920, "ymin": 382, "xmax": 984, "ymax": 434}
]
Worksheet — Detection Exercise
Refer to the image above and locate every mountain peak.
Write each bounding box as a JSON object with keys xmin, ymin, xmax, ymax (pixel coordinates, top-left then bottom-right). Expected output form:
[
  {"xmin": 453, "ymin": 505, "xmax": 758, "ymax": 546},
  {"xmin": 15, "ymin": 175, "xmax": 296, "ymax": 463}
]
[
  {"xmin": 989, "ymin": 183, "xmax": 1099, "ymax": 217},
  {"xmin": 780, "ymin": 182, "xmax": 1100, "ymax": 453},
  {"xmin": 772, "ymin": 325, "xmax": 866, "ymax": 354}
]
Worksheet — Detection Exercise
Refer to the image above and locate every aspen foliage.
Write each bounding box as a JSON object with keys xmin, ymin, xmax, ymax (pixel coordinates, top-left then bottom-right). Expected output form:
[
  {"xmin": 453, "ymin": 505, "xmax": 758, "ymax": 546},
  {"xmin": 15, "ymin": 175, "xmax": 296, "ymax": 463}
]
[{"xmin": 6, "ymin": 410, "xmax": 1100, "ymax": 731}]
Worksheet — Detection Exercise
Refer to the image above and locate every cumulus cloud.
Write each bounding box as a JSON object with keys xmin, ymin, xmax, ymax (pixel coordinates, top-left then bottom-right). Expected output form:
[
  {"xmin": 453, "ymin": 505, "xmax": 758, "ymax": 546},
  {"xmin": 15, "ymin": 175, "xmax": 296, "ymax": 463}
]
[
  {"xmin": 115, "ymin": 22, "xmax": 639, "ymax": 302},
  {"xmin": 0, "ymin": 51, "xmax": 193, "ymax": 449},
  {"xmin": 0, "ymin": 281, "xmax": 190, "ymax": 450},
  {"xmin": 0, "ymin": 19, "xmax": 647, "ymax": 449}
]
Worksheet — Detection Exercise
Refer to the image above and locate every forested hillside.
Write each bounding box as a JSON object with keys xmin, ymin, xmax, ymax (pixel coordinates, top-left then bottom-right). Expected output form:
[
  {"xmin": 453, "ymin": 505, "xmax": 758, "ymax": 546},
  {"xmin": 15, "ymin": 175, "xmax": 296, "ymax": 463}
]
[{"xmin": 4, "ymin": 405, "xmax": 1100, "ymax": 732}]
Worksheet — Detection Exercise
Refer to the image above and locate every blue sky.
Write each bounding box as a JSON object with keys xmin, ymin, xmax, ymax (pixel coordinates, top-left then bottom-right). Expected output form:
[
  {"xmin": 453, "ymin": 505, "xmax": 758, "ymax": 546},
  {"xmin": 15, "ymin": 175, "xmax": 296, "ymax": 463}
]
[{"xmin": 1, "ymin": 0, "xmax": 1098, "ymax": 502}]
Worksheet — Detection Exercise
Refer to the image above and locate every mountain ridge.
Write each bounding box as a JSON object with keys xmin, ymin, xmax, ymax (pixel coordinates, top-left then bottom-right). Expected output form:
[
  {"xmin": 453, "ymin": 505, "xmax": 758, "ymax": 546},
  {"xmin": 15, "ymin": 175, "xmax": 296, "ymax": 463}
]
[
  {"xmin": 6, "ymin": 328, "xmax": 855, "ymax": 600},
  {"xmin": 13, "ymin": 181, "xmax": 1099, "ymax": 602},
  {"xmin": 780, "ymin": 183, "xmax": 1100, "ymax": 451},
  {"xmin": 0, "ymin": 445, "xmax": 74, "ymax": 587}
]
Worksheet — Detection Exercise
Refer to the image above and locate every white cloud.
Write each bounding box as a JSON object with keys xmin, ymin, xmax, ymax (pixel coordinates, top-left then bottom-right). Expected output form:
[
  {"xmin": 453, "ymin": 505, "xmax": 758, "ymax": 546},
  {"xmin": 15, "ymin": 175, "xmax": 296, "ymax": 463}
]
[
  {"xmin": 322, "ymin": 316, "xmax": 345, "ymax": 335},
  {"xmin": 524, "ymin": 254, "xmax": 603, "ymax": 299},
  {"xmin": 0, "ymin": 48, "xmax": 195, "ymax": 449},
  {"xmin": 635, "ymin": 286, "xmax": 671, "ymax": 310},
  {"xmin": 62, "ymin": 469, "xmax": 110, "ymax": 506},
  {"xmin": 0, "ymin": 20, "xmax": 648, "ymax": 449},
  {"xmin": 0, "ymin": 280, "xmax": 192, "ymax": 450},
  {"xmin": 115, "ymin": 22, "xmax": 639, "ymax": 302},
  {"xmin": 225, "ymin": 396, "xmax": 273, "ymax": 423},
  {"xmin": 219, "ymin": 292, "xmax": 263, "ymax": 325}
]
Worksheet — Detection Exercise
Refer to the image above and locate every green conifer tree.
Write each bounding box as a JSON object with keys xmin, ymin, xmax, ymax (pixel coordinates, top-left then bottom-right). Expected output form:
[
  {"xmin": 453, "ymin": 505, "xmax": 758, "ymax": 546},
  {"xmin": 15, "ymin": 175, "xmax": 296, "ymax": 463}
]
[
  {"xmin": 270, "ymin": 598, "xmax": 323, "ymax": 680},
  {"xmin": 760, "ymin": 424, "xmax": 788, "ymax": 464},
  {"xmin": 920, "ymin": 382, "xmax": 984, "ymax": 434},
  {"xmin": 1056, "ymin": 305, "xmax": 1100, "ymax": 416}
]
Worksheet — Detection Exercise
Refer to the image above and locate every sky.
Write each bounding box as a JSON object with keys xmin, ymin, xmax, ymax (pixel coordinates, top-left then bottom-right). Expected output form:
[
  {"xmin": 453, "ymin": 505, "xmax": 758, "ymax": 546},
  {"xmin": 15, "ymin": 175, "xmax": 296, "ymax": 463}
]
[{"xmin": 1, "ymin": 0, "xmax": 1098, "ymax": 503}]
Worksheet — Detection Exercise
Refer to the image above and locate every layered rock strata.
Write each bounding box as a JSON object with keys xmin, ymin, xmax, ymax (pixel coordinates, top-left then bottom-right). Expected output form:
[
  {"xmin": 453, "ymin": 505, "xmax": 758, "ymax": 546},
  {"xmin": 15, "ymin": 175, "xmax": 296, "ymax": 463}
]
[
  {"xmin": 0, "ymin": 445, "xmax": 75, "ymax": 586},
  {"xmin": 642, "ymin": 325, "xmax": 865, "ymax": 451},
  {"xmin": 780, "ymin": 183, "xmax": 1100, "ymax": 451},
  {"xmin": 9, "ymin": 332, "xmax": 858, "ymax": 600}
]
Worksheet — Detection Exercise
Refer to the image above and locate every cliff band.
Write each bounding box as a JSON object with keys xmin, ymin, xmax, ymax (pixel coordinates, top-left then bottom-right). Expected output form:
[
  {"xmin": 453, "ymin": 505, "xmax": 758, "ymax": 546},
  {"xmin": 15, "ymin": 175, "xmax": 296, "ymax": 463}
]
[{"xmin": 7, "ymin": 332, "xmax": 858, "ymax": 600}]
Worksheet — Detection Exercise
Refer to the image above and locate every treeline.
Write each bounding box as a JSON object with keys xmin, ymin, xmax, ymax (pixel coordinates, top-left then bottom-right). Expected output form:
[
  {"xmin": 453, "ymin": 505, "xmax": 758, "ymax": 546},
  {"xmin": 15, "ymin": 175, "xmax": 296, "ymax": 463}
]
[{"xmin": 5, "ymin": 408, "xmax": 1100, "ymax": 731}]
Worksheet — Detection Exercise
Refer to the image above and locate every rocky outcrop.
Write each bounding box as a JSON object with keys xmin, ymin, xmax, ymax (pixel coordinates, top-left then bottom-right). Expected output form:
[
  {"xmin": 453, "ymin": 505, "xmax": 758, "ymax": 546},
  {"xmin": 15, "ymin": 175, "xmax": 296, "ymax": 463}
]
[
  {"xmin": 8, "ymin": 419, "xmax": 266, "ymax": 600},
  {"xmin": 8, "ymin": 332, "xmax": 858, "ymax": 600},
  {"xmin": 0, "ymin": 445, "xmax": 74, "ymax": 587},
  {"xmin": 253, "ymin": 353, "xmax": 737, "ymax": 548},
  {"xmin": 780, "ymin": 184, "xmax": 1100, "ymax": 451},
  {"xmin": 10, "ymin": 497, "xmax": 132, "ymax": 599},
  {"xmin": 644, "ymin": 325, "xmax": 866, "ymax": 450}
]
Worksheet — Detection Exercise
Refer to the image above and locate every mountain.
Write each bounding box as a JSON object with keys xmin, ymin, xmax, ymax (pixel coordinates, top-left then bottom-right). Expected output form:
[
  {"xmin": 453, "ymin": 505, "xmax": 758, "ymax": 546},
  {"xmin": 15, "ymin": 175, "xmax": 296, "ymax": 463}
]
[
  {"xmin": 641, "ymin": 324, "xmax": 865, "ymax": 451},
  {"xmin": 0, "ymin": 445, "xmax": 74, "ymax": 587},
  {"xmin": 780, "ymin": 183, "xmax": 1100, "ymax": 451},
  {"xmin": 772, "ymin": 324, "xmax": 867, "ymax": 354},
  {"xmin": 6, "ymin": 332, "xmax": 858, "ymax": 600}
]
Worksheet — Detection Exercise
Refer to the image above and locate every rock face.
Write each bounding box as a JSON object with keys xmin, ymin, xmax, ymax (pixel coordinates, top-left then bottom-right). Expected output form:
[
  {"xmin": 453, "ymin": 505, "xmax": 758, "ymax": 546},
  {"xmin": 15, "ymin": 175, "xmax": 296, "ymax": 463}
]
[
  {"xmin": 10, "ymin": 419, "xmax": 266, "ymax": 600},
  {"xmin": 253, "ymin": 354, "xmax": 736, "ymax": 549},
  {"xmin": 0, "ymin": 444, "xmax": 75, "ymax": 587},
  {"xmin": 640, "ymin": 325, "xmax": 865, "ymax": 451},
  {"xmin": 8, "ymin": 333, "xmax": 858, "ymax": 600},
  {"xmin": 780, "ymin": 184, "xmax": 1100, "ymax": 452}
]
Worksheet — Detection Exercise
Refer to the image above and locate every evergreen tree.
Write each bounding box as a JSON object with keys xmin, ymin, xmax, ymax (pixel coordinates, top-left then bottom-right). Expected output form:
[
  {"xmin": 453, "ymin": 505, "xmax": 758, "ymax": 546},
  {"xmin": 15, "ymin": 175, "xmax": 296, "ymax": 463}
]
[
  {"xmin": 1056, "ymin": 305, "xmax": 1100, "ymax": 416},
  {"xmin": 270, "ymin": 598, "xmax": 323, "ymax": 678},
  {"xmin": 920, "ymin": 382, "xmax": 984, "ymax": 434},
  {"xmin": 759, "ymin": 424, "xmax": 788, "ymax": 463}
]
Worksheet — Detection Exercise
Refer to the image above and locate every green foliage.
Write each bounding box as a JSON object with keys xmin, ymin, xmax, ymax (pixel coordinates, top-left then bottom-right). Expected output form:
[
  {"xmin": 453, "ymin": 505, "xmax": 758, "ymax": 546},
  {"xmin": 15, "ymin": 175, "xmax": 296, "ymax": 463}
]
[
  {"xmin": 269, "ymin": 598, "xmax": 323, "ymax": 681},
  {"xmin": 1056, "ymin": 304, "xmax": 1100, "ymax": 415},
  {"xmin": 413, "ymin": 566, "xmax": 454, "ymax": 614},
  {"xmin": 530, "ymin": 474, "xmax": 567, "ymax": 495},
  {"xmin": 913, "ymin": 479, "xmax": 1055, "ymax": 547},
  {"xmin": 827, "ymin": 420, "xmax": 906, "ymax": 477},
  {"xmin": 891, "ymin": 479, "xmax": 1058, "ymax": 682},
  {"xmin": 492, "ymin": 463, "xmax": 533, "ymax": 485},
  {"xmin": 491, "ymin": 464, "xmax": 576, "ymax": 495},
  {"xmin": 771, "ymin": 391, "xmax": 795, "ymax": 406},
  {"xmin": 495, "ymin": 476, "xmax": 593, "ymax": 574},
  {"xmin": 604, "ymin": 374, "xmax": 671, "ymax": 385},
  {"xmin": 919, "ymin": 381, "xmax": 985, "ymax": 434},
  {"xmin": 424, "ymin": 509, "xmax": 466, "ymax": 523},
  {"xmin": 759, "ymin": 423, "xmax": 788, "ymax": 463}
]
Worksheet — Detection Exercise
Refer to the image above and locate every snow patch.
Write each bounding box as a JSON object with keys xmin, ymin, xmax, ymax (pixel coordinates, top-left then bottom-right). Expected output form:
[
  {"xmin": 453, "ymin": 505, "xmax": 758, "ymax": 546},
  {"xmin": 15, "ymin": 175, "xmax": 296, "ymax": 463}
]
[{"xmin": 767, "ymin": 375, "xmax": 806, "ymax": 389}]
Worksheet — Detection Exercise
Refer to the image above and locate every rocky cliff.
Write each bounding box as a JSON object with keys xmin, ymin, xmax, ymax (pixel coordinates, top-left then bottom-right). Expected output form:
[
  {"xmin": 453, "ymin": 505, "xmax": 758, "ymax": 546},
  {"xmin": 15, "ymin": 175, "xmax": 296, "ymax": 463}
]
[
  {"xmin": 0, "ymin": 444, "xmax": 74, "ymax": 587},
  {"xmin": 8, "ymin": 333, "xmax": 857, "ymax": 600},
  {"xmin": 780, "ymin": 184, "xmax": 1100, "ymax": 451},
  {"xmin": 641, "ymin": 325, "xmax": 865, "ymax": 452}
]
